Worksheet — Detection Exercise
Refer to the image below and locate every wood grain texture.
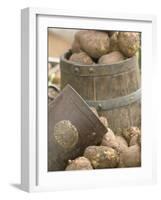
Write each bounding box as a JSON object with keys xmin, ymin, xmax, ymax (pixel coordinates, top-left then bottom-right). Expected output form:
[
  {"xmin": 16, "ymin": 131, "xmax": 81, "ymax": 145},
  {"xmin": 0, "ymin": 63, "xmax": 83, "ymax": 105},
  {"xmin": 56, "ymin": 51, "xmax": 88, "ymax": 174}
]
[{"xmin": 60, "ymin": 51, "xmax": 141, "ymax": 132}]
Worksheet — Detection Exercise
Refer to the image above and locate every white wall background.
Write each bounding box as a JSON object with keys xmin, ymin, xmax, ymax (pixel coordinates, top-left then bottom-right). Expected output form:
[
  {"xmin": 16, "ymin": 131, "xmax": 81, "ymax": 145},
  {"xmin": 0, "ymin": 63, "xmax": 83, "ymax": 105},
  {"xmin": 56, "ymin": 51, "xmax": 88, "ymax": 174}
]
[{"xmin": 0, "ymin": 0, "xmax": 160, "ymax": 199}]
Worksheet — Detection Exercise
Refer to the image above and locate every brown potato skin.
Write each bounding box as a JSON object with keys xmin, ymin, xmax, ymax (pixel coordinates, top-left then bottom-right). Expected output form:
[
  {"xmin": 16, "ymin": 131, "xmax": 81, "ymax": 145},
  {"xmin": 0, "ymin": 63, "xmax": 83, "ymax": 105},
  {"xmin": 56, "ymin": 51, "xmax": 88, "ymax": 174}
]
[
  {"xmin": 118, "ymin": 32, "xmax": 140, "ymax": 57},
  {"xmin": 101, "ymin": 128, "xmax": 116, "ymax": 145},
  {"xmin": 115, "ymin": 135, "xmax": 128, "ymax": 153},
  {"xmin": 71, "ymin": 38, "xmax": 82, "ymax": 53},
  {"xmin": 116, "ymin": 135, "xmax": 128, "ymax": 146},
  {"xmin": 119, "ymin": 144, "xmax": 141, "ymax": 168},
  {"xmin": 69, "ymin": 52, "xmax": 94, "ymax": 65},
  {"xmin": 107, "ymin": 31, "xmax": 116, "ymax": 37},
  {"xmin": 110, "ymin": 32, "xmax": 120, "ymax": 52},
  {"xmin": 122, "ymin": 127, "xmax": 141, "ymax": 145},
  {"xmin": 65, "ymin": 157, "xmax": 93, "ymax": 170},
  {"xmin": 74, "ymin": 30, "xmax": 110, "ymax": 59},
  {"xmin": 129, "ymin": 133, "xmax": 141, "ymax": 146},
  {"xmin": 101, "ymin": 131, "xmax": 128, "ymax": 154},
  {"xmin": 84, "ymin": 146, "xmax": 119, "ymax": 169},
  {"xmin": 98, "ymin": 51, "xmax": 124, "ymax": 65},
  {"xmin": 129, "ymin": 135, "xmax": 138, "ymax": 146}
]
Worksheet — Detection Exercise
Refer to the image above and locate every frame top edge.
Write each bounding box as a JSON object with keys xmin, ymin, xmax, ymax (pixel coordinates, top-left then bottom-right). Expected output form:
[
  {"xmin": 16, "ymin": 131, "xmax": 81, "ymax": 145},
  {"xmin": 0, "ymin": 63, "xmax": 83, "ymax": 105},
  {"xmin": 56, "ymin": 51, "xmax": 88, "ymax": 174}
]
[{"xmin": 22, "ymin": 7, "xmax": 155, "ymax": 22}]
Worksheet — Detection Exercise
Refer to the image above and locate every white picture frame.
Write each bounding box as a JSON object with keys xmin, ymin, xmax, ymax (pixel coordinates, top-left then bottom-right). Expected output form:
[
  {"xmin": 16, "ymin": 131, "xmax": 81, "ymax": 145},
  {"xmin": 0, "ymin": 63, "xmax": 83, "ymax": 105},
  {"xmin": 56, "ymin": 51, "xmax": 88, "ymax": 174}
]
[{"xmin": 21, "ymin": 7, "xmax": 157, "ymax": 192}]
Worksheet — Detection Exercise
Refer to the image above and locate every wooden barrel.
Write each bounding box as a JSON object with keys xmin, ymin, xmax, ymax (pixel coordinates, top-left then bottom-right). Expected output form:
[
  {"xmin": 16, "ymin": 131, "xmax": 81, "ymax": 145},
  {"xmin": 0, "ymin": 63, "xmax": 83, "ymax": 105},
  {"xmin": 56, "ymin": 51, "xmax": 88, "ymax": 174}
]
[{"xmin": 60, "ymin": 51, "xmax": 141, "ymax": 133}]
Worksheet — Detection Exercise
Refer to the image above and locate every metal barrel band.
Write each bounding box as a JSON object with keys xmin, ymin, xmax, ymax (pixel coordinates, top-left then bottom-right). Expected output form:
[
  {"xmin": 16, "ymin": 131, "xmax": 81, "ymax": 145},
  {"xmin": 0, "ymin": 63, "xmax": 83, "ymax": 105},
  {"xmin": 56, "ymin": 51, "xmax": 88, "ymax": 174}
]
[{"xmin": 86, "ymin": 88, "xmax": 141, "ymax": 111}]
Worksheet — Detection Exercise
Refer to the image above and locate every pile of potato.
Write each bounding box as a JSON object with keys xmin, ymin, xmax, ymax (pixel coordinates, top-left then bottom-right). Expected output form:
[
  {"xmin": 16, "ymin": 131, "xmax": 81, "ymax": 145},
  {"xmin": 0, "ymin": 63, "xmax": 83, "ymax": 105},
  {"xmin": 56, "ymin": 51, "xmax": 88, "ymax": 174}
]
[
  {"xmin": 65, "ymin": 108, "xmax": 141, "ymax": 170},
  {"xmin": 68, "ymin": 30, "xmax": 140, "ymax": 65}
]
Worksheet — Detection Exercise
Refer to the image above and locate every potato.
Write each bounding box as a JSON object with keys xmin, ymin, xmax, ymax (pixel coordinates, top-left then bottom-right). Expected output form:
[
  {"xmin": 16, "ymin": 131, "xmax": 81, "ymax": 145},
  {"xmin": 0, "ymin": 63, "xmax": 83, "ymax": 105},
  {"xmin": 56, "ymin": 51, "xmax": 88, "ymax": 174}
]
[
  {"xmin": 101, "ymin": 128, "xmax": 116, "ymax": 145},
  {"xmin": 107, "ymin": 31, "xmax": 116, "ymax": 37},
  {"xmin": 65, "ymin": 157, "xmax": 93, "ymax": 170},
  {"xmin": 74, "ymin": 30, "xmax": 110, "ymax": 59},
  {"xmin": 98, "ymin": 51, "xmax": 124, "ymax": 65},
  {"xmin": 118, "ymin": 32, "xmax": 140, "ymax": 57},
  {"xmin": 116, "ymin": 135, "xmax": 128, "ymax": 146},
  {"xmin": 119, "ymin": 144, "xmax": 141, "ymax": 167},
  {"xmin": 122, "ymin": 127, "xmax": 141, "ymax": 145},
  {"xmin": 69, "ymin": 52, "xmax": 94, "ymax": 65},
  {"xmin": 99, "ymin": 116, "xmax": 108, "ymax": 128},
  {"xmin": 71, "ymin": 38, "xmax": 81, "ymax": 53},
  {"xmin": 115, "ymin": 135, "xmax": 128, "ymax": 153},
  {"xmin": 84, "ymin": 146, "xmax": 119, "ymax": 169},
  {"xmin": 101, "ymin": 131, "xmax": 128, "ymax": 154},
  {"xmin": 109, "ymin": 32, "xmax": 119, "ymax": 52},
  {"xmin": 129, "ymin": 133, "xmax": 141, "ymax": 146}
]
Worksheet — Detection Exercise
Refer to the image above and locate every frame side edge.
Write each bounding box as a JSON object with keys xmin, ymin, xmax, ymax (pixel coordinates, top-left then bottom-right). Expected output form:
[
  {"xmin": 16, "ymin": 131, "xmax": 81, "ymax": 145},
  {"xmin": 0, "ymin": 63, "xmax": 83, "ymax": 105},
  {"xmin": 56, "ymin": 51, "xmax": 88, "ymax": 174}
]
[{"xmin": 21, "ymin": 8, "xmax": 30, "ymax": 192}]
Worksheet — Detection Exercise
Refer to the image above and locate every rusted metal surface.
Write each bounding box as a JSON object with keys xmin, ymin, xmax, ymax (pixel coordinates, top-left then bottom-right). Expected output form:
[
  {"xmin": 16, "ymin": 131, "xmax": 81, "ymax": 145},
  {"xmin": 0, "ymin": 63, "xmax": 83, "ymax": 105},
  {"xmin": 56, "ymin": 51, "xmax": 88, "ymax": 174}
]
[{"xmin": 48, "ymin": 84, "xmax": 107, "ymax": 171}]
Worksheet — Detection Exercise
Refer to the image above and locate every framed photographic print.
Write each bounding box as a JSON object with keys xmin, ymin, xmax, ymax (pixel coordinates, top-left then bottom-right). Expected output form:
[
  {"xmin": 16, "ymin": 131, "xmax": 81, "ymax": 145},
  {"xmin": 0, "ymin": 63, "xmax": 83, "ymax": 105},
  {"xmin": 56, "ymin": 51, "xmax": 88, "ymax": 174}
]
[{"xmin": 21, "ymin": 7, "xmax": 156, "ymax": 192}]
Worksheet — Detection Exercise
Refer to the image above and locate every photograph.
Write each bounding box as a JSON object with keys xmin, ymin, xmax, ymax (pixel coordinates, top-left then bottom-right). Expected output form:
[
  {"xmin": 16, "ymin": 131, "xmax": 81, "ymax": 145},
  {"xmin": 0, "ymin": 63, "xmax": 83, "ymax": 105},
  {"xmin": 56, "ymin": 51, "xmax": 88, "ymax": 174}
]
[{"xmin": 47, "ymin": 28, "xmax": 141, "ymax": 172}]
